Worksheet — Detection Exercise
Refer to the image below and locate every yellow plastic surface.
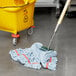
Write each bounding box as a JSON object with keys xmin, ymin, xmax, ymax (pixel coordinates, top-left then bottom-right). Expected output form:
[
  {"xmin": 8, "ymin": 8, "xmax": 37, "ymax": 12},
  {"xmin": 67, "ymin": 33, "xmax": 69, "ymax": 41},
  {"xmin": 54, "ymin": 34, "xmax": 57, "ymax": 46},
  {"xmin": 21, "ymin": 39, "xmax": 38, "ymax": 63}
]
[
  {"xmin": 0, "ymin": 0, "xmax": 36, "ymax": 34},
  {"xmin": 0, "ymin": 0, "xmax": 36, "ymax": 7}
]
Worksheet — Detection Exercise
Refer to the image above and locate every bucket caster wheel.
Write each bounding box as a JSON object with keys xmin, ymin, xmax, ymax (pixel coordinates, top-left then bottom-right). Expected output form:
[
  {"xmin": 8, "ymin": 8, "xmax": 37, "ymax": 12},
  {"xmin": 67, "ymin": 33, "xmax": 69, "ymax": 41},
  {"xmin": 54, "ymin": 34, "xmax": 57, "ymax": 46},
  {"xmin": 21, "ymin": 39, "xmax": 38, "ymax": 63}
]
[
  {"xmin": 27, "ymin": 26, "xmax": 35, "ymax": 35},
  {"xmin": 12, "ymin": 33, "xmax": 20, "ymax": 46},
  {"xmin": 13, "ymin": 38, "xmax": 17, "ymax": 46}
]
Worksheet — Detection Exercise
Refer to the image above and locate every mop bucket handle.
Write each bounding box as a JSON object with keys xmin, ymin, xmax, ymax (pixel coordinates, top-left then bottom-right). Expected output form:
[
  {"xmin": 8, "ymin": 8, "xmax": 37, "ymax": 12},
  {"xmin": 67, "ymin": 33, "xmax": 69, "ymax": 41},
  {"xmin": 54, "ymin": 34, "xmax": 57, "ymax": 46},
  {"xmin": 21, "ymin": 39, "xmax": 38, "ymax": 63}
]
[
  {"xmin": 14, "ymin": 0, "xmax": 29, "ymax": 5},
  {"xmin": 0, "ymin": 0, "xmax": 36, "ymax": 8},
  {"xmin": 1, "ymin": 0, "xmax": 36, "ymax": 12}
]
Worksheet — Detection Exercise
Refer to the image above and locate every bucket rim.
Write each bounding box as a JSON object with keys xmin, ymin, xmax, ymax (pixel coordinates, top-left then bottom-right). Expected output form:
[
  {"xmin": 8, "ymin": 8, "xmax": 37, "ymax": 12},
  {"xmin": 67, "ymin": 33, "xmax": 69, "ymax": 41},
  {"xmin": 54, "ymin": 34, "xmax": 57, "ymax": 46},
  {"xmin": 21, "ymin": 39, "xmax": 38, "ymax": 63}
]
[{"xmin": 0, "ymin": 1, "xmax": 35, "ymax": 8}]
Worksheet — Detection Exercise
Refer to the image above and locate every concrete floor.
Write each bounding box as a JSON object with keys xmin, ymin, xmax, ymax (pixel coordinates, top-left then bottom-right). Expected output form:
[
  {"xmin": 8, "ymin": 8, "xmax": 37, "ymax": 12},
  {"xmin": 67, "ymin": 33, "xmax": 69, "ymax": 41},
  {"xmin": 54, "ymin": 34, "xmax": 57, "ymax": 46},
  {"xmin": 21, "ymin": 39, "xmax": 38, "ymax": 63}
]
[{"xmin": 0, "ymin": 8, "xmax": 76, "ymax": 76}]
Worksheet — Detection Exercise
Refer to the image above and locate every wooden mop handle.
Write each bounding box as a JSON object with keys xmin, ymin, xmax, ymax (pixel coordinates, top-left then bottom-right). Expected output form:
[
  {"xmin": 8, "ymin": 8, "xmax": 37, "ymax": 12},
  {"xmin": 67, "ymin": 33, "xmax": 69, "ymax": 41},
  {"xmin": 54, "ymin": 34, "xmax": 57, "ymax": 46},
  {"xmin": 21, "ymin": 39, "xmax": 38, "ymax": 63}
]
[
  {"xmin": 57, "ymin": 0, "xmax": 71, "ymax": 25},
  {"xmin": 54, "ymin": 0, "xmax": 71, "ymax": 32}
]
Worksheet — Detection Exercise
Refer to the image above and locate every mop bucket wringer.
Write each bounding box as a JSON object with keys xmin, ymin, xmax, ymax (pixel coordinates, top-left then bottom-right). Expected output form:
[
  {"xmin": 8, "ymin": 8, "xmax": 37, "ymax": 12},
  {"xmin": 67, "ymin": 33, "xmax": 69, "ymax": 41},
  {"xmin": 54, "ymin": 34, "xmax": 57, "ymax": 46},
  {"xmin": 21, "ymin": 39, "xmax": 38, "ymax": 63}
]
[{"xmin": 0, "ymin": 0, "xmax": 36, "ymax": 45}]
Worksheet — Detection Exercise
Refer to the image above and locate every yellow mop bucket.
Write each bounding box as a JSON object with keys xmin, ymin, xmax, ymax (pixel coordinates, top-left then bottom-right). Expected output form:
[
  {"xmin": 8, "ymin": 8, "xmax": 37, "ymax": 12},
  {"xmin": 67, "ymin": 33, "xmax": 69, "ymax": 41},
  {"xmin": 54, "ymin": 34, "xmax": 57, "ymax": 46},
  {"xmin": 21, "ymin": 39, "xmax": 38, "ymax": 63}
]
[{"xmin": 0, "ymin": 0, "xmax": 36, "ymax": 34}]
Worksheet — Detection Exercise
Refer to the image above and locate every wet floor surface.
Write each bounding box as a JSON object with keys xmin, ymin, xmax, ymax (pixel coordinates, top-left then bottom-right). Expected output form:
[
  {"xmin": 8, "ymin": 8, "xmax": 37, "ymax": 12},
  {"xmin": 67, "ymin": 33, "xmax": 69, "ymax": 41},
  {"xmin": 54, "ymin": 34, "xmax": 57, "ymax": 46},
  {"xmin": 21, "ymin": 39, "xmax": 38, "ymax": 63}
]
[{"xmin": 0, "ymin": 8, "xmax": 76, "ymax": 76}]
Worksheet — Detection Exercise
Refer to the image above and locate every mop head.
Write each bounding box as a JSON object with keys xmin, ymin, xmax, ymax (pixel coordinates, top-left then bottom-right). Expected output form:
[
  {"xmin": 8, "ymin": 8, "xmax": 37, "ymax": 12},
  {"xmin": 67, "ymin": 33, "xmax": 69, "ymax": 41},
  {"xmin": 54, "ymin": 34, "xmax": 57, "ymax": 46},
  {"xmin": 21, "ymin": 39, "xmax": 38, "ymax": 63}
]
[{"xmin": 9, "ymin": 42, "xmax": 58, "ymax": 70}]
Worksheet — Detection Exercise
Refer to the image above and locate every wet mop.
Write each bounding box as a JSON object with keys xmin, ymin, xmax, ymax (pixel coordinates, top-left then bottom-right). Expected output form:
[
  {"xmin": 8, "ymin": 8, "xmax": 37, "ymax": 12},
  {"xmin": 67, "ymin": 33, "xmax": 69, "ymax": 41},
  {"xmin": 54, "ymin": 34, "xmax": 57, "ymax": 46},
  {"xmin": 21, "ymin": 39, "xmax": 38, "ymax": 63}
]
[
  {"xmin": 39, "ymin": 0, "xmax": 71, "ymax": 70},
  {"xmin": 9, "ymin": 0, "xmax": 71, "ymax": 70}
]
